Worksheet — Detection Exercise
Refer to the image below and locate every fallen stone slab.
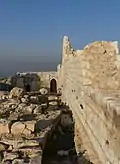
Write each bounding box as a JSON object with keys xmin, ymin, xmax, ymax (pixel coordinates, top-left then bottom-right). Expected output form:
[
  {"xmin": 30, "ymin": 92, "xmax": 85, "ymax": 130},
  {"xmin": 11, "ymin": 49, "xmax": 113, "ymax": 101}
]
[
  {"xmin": 0, "ymin": 135, "xmax": 26, "ymax": 147},
  {"xmin": 3, "ymin": 152, "xmax": 18, "ymax": 161},
  {"xmin": 13, "ymin": 140, "xmax": 40, "ymax": 150}
]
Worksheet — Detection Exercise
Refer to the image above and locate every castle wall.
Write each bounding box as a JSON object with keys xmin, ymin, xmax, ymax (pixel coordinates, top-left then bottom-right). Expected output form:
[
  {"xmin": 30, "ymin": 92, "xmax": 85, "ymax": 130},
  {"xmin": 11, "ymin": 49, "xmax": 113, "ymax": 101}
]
[{"xmin": 58, "ymin": 36, "xmax": 120, "ymax": 164}]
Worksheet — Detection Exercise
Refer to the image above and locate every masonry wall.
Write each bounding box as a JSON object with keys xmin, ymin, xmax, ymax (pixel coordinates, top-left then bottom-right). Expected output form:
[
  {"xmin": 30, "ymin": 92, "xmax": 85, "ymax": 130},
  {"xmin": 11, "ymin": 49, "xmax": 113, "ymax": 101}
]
[
  {"xmin": 37, "ymin": 71, "xmax": 57, "ymax": 89},
  {"xmin": 11, "ymin": 72, "xmax": 57, "ymax": 91},
  {"xmin": 58, "ymin": 36, "xmax": 120, "ymax": 164}
]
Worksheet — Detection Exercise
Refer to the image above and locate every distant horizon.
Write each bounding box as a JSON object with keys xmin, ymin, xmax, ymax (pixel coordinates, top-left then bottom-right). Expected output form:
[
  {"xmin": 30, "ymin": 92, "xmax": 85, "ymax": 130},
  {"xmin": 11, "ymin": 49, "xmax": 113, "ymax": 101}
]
[
  {"xmin": 0, "ymin": 0, "xmax": 120, "ymax": 76},
  {"xmin": 0, "ymin": 60, "xmax": 60, "ymax": 77}
]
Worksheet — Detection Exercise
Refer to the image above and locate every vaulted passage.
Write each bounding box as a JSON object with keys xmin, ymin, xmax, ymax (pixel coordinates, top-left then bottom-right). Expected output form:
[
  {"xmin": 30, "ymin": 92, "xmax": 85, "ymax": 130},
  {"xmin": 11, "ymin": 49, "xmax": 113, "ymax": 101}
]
[
  {"xmin": 25, "ymin": 84, "xmax": 31, "ymax": 92},
  {"xmin": 50, "ymin": 79, "xmax": 57, "ymax": 93}
]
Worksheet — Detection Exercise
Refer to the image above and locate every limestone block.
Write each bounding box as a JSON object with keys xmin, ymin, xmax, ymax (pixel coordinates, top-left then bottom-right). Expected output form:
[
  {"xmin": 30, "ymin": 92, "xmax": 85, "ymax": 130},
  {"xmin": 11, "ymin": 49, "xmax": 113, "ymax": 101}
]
[
  {"xmin": 11, "ymin": 122, "xmax": 25, "ymax": 134},
  {"xmin": 21, "ymin": 97, "xmax": 29, "ymax": 103},
  {"xmin": 24, "ymin": 121, "xmax": 36, "ymax": 132},
  {"xmin": 3, "ymin": 152, "xmax": 19, "ymax": 161},
  {"xmin": 26, "ymin": 104, "xmax": 36, "ymax": 113},
  {"xmin": 22, "ymin": 128, "xmax": 31, "ymax": 135},
  {"xmin": 39, "ymin": 88, "xmax": 48, "ymax": 95},
  {"xmin": 14, "ymin": 140, "xmax": 39, "ymax": 150},
  {"xmin": 0, "ymin": 123, "xmax": 9, "ymax": 134},
  {"xmin": 34, "ymin": 105, "xmax": 42, "ymax": 114},
  {"xmin": 10, "ymin": 87, "xmax": 25, "ymax": 99}
]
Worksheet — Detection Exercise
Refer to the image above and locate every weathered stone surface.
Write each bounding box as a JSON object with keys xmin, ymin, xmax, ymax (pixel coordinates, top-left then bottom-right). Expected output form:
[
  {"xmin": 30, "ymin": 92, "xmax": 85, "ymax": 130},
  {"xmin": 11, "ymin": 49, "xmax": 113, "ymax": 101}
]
[
  {"xmin": 49, "ymin": 101, "xmax": 57, "ymax": 106},
  {"xmin": 21, "ymin": 97, "xmax": 28, "ymax": 103},
  {"xmin": 10, "ymin": 87, "xmax": 25, "ymax": 99},
  {"xmin": 11, "ymin": 122, "xmax": 25, "ymax": 134},
  {"xmin": 0, "ymin": 90, "xmax": 61, "ymax": 163},
  {"xmin": 39, "ymin": 88, "xmax": 48, "ymax": 95},
  {"xmin": 26, "ymin": 104, "xmax": 37, "ymax": 113},
  {"xmin": 3, "ymin": 152, "xmax": 18, "ymax": 161},
  {"xmin": 14, "ymin": 140, "xmax": 39, "ymax": 150},
  {"xmin": 33, "ymin": 105, "xmax": 42, "ymax": 114},
  {"xmin": 48, "ymin": 95, "xmax": 57, "ymax": 101},
  {"xmin": 17, "ymin": 103, "xmax": 27, "ymax": 110},
  {"xmin": 0, "ymin": 123, "xmax": 9, "ymax": 134},
  {"xmin": 24, "ymin": 121, "xmax": 36, "ymax": 132},
  {"xmin": 22, "ymin": 128, "xmax": 32, "ymax": 135},
  {"xmin": 0, "ymin": 143, "xmax": 9, "ymax": 151},
  {"xmin": 12, "ymin": 159, "xmax": 24, "ymax": 164},
  {"xmin": 59, "ymin": 36, "xmax": 120, "ymax": 164},
  {"xmin": 8, "ymin": 112, "xmax": 19, "ymax": 121}
]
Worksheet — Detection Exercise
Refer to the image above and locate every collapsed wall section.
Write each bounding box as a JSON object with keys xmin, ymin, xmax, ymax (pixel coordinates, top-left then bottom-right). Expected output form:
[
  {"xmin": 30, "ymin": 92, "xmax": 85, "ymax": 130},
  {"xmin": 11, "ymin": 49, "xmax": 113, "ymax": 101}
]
[{"xmin": 59, "ymin": 36, "xmax": 120, "ymax": 164}]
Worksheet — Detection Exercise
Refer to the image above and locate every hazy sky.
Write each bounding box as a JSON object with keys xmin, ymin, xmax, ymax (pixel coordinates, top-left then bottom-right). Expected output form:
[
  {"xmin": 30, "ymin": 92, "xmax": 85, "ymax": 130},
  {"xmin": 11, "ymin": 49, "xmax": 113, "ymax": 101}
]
[{"xmin": 0, "ymin": 0, "xmax": 120, "ymax": 76}]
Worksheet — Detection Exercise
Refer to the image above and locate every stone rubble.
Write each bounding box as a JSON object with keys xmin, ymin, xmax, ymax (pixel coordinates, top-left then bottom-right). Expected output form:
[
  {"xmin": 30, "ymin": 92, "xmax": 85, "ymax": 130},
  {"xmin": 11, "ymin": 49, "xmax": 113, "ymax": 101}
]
[
  {"xmin": 0, "ymin": 87, "xmax": 62, "ymax": 164},
  {"xmin": 39, "ymin": 88, "xmax": 48, "ymax": 95}
]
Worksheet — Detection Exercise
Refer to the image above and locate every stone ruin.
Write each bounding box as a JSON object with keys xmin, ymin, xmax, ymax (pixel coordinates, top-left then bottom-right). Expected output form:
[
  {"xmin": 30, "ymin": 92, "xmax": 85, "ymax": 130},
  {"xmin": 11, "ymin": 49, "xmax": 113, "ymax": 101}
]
[
  {"xmin": 0, "ymin": 71, "xmax": 58, "ymax": 94},
  {"xmin": 11, "ymin": 73, "xmax": 40, "ymax": 92},
  {"xmin": 1, "ymin": 36, "xmax": 120, "ymax": 164},
  {"xmin": 0, "ymin": 86, "xmax": 66, "ymax": 164}
]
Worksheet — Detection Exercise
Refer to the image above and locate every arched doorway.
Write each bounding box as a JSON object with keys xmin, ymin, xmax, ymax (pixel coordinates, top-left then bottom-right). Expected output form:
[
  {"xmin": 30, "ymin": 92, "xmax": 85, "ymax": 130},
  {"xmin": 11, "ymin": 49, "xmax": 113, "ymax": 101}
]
[
  {"xmin": 50, "ymin": 79, "xmax": 57, "ymax": 93},
  {"xmin": 25, "ymin": 84, "xmax": 31, "ymax": 92}
]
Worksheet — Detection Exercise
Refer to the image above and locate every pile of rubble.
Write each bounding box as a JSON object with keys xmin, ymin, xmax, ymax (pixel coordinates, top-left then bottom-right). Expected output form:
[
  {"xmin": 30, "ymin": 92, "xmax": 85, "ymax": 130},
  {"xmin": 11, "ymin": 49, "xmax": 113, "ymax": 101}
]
[{"xmin": 0, "ymin": 87, "xmax": 62, "ymax": 164}]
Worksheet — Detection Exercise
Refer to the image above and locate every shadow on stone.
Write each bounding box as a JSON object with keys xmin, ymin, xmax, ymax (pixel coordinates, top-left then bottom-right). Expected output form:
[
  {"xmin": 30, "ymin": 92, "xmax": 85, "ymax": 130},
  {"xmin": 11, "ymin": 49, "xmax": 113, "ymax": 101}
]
[
  {"xmin": 35, "ymin": 119, "xmax": 54, "ymax": 133},
  {"xmin": 20, "ymin": 114, "xmax": 37, "ymax": 121}
]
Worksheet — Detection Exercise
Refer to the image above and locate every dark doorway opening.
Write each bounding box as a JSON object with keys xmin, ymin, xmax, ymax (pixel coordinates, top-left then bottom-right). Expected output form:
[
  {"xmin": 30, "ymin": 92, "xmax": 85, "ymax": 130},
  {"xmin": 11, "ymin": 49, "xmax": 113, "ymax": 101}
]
[
  {"xmin": 25, "ymin": 84, "xmax": 31, "ymax": 92},
  {"xmin": 50, "ymin": 79, "xmax": 57, "ymax": 93}
]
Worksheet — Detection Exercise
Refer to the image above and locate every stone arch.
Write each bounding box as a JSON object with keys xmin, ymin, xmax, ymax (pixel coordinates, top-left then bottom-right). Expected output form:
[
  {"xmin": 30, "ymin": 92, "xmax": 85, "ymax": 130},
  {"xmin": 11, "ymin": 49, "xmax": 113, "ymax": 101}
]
[{"xmin": 50, "ymin": 79, "xmax": 57, "ymax": 93}]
